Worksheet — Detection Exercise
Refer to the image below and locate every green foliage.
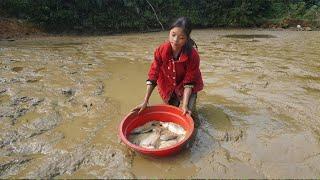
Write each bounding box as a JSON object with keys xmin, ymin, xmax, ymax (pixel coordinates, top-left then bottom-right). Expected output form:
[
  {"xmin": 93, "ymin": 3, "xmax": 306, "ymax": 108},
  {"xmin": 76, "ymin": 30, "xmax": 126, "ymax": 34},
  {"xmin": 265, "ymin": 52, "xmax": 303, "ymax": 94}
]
[
  {"xmin": 303, "ymin": 5, "xmax": 320, "ymax": 19},
  {"xmin": 267, "ymin": 2, "xmax": 289, "ymax": 18},
  {"xmin": 1, "ymin": 0, "xmax": 319, "ymax": 32},
  {"xmin": 303, "ymin": 5, "xmax": 320, "ymax": 26},
  {"xmin": 289, "ymin": 1, "xmax": 307, "ymax": 18}
]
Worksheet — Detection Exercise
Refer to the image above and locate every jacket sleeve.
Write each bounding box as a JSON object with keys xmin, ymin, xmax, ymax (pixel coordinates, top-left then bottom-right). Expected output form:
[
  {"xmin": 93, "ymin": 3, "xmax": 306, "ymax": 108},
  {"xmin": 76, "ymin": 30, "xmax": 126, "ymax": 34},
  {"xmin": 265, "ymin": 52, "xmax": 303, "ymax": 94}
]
[
  {"xmin": 147, "ymin": 47, "xmax": 162, "ymax": 83},
  {"xmin": 183, "ymin": 50, "xmax": 200, "ymax": 86}
]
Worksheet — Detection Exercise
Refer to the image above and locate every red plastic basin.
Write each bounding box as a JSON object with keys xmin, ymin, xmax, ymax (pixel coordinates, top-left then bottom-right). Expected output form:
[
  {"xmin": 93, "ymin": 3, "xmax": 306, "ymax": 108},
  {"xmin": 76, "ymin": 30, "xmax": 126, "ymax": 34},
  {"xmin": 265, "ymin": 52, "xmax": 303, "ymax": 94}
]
[{"xmin": 119, "ymin": 104, "xmax": 194, "ymax": 157}]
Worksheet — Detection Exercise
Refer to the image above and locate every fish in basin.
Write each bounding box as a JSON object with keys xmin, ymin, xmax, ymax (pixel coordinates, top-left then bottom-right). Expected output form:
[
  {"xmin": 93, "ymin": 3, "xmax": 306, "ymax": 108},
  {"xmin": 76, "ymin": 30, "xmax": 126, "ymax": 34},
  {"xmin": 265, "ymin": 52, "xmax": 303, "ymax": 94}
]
[
  {"xmin": 160, "ymin": 122, "xmax": 186, "ymax": 135},
  {"xmin": 130, "ymin": 120, "xmax": 160, "ymax": 134},
  {"xmin": 159, "ymin": 139, "xmax": 178, "ymax": 149},
  {"xmin": 128, "ymin": 132, "xmax": 153, "ymax": 145},
  {"xmin": 139, "ymin": 127, "xmax": 161, "ymax": 149},
  {"xmin": 129, "ymin": 120, "xmax": 187, "ymax": 149},
  {"xmin": 160, "ymin": 129, "xmax": 179, "ymax": 141}
]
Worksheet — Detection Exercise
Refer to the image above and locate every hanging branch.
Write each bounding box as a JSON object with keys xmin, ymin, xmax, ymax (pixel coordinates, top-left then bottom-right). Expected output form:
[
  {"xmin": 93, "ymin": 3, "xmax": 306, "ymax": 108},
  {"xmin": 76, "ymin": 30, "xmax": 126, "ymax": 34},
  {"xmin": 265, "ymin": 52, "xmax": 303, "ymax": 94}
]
[{"xmin": 145, "ymin": 0, "xmax": 164, "ymax": 31}]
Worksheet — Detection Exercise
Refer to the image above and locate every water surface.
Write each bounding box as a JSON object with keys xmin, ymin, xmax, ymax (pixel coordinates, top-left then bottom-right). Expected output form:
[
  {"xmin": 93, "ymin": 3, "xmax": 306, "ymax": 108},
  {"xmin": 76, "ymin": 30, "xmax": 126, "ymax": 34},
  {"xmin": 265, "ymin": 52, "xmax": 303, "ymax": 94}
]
[{"xmin": 0, "ymin": 29, "xmax": 319, "ymax": 178}]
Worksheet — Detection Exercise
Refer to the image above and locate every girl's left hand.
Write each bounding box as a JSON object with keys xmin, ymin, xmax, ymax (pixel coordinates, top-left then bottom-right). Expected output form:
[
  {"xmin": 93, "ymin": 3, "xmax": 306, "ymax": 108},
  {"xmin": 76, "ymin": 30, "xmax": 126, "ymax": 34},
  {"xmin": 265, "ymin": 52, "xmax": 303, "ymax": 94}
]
[{"xmin": 182, "ymin": 106, "xmax": 192, "ymax": 115}]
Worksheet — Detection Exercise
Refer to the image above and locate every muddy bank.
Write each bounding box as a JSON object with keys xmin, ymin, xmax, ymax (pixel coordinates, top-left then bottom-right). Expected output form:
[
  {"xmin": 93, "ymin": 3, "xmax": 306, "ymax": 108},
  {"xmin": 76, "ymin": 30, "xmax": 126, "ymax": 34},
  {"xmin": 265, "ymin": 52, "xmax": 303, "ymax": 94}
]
[
  {"xmin": 0, "ymin": 18, "xmax": 46, "ymax": 40},
  {"xmin": 261, "ymin": 18, "xmax": 319, "ymax": 31},
  {"xmin": 1, "ymin": 17, "xmax": 318, "ymax": 42}
]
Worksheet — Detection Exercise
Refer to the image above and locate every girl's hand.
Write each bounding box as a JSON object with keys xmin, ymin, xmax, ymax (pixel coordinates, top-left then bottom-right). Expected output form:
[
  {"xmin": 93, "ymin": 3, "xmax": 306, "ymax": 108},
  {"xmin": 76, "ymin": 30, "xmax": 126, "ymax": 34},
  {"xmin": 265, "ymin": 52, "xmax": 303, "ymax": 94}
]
[
  {"xmin": 131, "ymin": 102, "xmax": 148, "ymax": 114},
  {"xmin": 181, "ymin": 105, "xmax": 191, "ymax": 115}
]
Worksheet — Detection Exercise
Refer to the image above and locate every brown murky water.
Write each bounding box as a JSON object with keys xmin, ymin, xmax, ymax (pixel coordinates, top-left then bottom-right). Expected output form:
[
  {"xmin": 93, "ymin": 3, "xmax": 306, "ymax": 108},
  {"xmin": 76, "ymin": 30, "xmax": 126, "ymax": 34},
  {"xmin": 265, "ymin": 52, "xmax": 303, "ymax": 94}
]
[{"xmin": 0, "ymin": 29, "xmax": 320, "ymax": 178}]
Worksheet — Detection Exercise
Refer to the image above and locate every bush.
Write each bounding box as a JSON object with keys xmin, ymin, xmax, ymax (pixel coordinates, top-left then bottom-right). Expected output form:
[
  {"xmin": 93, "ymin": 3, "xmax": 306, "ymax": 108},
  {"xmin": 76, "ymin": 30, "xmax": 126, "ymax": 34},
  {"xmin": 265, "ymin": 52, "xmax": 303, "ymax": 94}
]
[
  {"xmin": 1, "ymin": 0, "xmax": 319, "ymax": 32},
  {"xmin": 304, "ymin": 5, "xmax": 320, "ymax": 26}
]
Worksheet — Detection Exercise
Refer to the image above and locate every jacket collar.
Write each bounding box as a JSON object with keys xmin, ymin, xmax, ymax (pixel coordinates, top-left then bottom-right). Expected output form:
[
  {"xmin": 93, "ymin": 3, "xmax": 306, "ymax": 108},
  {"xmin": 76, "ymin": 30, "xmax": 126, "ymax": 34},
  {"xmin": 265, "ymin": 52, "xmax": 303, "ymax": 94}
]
[{"xmin": 163, "ymin": 41, "xmax": 189, "ymax": 62}]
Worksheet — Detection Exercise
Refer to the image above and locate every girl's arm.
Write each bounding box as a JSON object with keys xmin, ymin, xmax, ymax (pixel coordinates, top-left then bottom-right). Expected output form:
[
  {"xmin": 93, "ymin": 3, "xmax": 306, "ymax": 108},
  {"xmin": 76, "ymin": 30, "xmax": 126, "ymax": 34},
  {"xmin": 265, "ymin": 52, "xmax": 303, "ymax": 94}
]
[
  {"xmin": 132, "ymin": 46, "xmax": 161, "ymax": 113},
  {"xmin": 132, "ymin": 84, "xmax": 156, "ymax": 114},
  {"xmin": 181, "ymin": 87, "xmax": 192, "ymax": 115},
  {"xmin": 143, "ymin": 84, "xmax": 156, "ymax": 105}
]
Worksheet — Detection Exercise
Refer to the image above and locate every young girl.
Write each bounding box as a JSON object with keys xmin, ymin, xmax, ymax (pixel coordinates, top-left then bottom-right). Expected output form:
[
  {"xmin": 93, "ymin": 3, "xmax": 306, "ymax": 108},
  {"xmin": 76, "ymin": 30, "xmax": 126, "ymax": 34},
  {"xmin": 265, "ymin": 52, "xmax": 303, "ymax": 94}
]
[{"xmin": 132, "ymin": 17, "xmax": 203, "ymax": 116}]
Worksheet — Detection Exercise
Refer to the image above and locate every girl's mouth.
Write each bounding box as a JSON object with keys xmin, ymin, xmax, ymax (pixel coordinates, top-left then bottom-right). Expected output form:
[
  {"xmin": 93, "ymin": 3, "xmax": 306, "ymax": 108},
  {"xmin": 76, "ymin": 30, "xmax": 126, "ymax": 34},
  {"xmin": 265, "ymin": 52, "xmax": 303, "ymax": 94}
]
[{"xmin": 171, "ymin": 42, "xmax": 178, "ymax": 46}]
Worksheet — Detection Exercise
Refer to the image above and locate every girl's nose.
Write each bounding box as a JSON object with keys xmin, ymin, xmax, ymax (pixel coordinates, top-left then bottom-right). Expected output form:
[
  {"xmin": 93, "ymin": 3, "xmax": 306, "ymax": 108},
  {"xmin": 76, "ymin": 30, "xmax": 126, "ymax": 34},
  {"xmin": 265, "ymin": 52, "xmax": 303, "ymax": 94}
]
[{"xmin": 173, "ymin": 36, "xmax": 178, "ymax": 42}]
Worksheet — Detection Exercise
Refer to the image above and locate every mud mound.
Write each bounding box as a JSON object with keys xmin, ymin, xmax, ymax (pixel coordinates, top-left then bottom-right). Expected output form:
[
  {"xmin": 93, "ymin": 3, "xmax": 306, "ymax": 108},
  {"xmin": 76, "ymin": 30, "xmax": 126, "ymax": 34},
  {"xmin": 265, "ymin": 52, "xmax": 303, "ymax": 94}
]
[
  {"xmin": 261, "ymin": 18, "xmax": 314, "ymax": 29},
  {"xmin": 0, "ymin": 18, "xmax": 44, "ymax": 39}
]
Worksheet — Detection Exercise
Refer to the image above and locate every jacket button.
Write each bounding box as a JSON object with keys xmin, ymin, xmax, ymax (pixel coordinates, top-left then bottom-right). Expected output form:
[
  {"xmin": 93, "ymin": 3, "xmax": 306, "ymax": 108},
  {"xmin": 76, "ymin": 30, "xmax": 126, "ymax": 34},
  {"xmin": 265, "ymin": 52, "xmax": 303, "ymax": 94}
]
[
  {"xmin": 173, "ymin": 83, "xmax": 176, "ymax": 86},
  {"xmin": 173, "ymin": 77, "xmax": 175, "ymax": 79},
  {"xmin": 168, "ymin": 66, "xmax": 170, "ymax": 70}
]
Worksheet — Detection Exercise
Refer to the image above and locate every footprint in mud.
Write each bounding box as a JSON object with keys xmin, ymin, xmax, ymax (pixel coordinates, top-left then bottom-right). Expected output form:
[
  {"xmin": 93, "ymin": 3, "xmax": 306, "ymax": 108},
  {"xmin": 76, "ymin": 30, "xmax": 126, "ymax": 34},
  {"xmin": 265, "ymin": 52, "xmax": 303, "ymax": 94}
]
[
  {"xmin": 0, "ymin": 156, "xmax": 32, "ymax": 178},
  {"xmin": 83, "ymin": 103, "xmax": 93, "ymax": 112},
  {"xmin": 197, "ymin": 104, "xmax": 244, "ymax": 142},
  {"xmin": 11, "ymin": 67, "xmax": 23, "ymax": 72},
  {"xmin": 212, "ymin": 129, "xmax": 244, "ymax": 142},
  {"xmin": 197, "ymin": 104, "xmax": 233, "ymax": 130},
  {"xmin": 61, "ymin": 88, "xmax": 75, "ymax": 97},
  {"xmin": 33, "ymin": 67, "xmax": 46, "ymax": 73},
  {"xmin": 26, "ymin": 77, "xmax": 41, "ymax": 83}
]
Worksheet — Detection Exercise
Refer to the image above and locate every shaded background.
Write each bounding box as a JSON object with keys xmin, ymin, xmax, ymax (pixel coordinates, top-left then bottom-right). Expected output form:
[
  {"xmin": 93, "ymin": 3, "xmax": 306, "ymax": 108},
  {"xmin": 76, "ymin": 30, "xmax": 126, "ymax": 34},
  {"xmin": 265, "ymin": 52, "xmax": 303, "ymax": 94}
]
[{"xmin": 1, "ymin": 0, "xmax": 320, "ymax": 33}]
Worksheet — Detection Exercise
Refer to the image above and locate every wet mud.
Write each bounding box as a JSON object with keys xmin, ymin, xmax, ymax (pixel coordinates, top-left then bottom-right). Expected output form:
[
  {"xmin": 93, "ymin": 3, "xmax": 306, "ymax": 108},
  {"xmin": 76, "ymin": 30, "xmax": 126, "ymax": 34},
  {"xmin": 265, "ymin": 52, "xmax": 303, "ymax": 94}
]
[{"xmin": 0, "ymin": 29, "xmax": 320, "ymax": 178}]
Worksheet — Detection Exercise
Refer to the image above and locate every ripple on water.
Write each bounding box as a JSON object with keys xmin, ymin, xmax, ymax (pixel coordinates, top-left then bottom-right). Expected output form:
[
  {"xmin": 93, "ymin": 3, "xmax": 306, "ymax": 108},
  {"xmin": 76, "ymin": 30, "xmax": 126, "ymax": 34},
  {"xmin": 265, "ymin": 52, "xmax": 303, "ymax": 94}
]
[
  {"xmin": 295, "ymin": 75, "xmax": 320, "ymax": 82},
  {"xmin": 302, "ymin": 86, "xmax": 320, "ymax": 95},
  {"xmin": 277, "ymin": 65, "xmax": 290, "ymax": 69}
]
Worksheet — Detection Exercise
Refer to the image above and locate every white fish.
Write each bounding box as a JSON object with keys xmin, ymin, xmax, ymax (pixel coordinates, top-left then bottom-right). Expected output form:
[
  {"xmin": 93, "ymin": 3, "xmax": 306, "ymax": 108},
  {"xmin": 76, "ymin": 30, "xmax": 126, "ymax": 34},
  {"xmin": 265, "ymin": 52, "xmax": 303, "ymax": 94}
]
[
  {"xmin": 160, "ymin": 129, "xmax": 178, "ymax": 141},
  {"xmin": 161, "ymin": 122, "xmax": 186, "ymax": 135},
  {"xmin": 177, "ymin": 134, "xmax": 186, "ymax": 142},
  {"xmin": 129, "ymin": 121, "xmax": 187, "ymax": 149},
  {"xmin": 159, "ymin": 139, "xmax": 178, "ymax": 149},
  {"xmin": 139, "ymin": 128, "xmax": 161, "ymax": 148},
  {"xmin": 131, "ymin": 120, "xmax": 160, "ymax": 134},
  {"xmin": 128, "ymin": 132, "xmax": 153, "ymax": 145}
]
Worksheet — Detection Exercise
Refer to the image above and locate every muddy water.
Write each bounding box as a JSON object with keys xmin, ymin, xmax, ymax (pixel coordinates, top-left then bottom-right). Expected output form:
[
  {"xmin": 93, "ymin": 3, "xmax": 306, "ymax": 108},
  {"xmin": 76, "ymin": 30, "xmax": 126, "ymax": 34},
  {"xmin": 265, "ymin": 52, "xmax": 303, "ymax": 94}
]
[{"xmin": 0, "ymin": 29, "xmax": 320, "ymax": 178}]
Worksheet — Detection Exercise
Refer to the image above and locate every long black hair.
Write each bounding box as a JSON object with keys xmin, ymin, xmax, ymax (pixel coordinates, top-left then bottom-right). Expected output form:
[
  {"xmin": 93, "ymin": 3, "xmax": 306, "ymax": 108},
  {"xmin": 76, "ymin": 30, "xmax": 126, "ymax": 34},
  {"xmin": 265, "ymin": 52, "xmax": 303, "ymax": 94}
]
[{"xmin": 169, "ymin": 17, "xmax": 198, "ymax": 55}]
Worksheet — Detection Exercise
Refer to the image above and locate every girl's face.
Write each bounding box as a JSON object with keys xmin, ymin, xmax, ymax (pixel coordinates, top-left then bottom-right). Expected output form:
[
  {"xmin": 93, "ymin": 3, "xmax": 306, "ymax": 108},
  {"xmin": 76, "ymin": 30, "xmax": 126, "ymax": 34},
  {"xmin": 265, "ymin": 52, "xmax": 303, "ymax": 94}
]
[{"xmin": 169, "ymin": 27, "xmax": 187, "ymax": 52}]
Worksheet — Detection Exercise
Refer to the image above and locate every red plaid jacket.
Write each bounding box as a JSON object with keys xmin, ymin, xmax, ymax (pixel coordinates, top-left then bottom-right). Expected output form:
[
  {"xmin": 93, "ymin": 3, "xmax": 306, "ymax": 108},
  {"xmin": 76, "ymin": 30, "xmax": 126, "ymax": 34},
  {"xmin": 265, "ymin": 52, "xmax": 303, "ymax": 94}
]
[{"xmin": 148, "ymin": 41, "xmax": 204, "ymax": 103}]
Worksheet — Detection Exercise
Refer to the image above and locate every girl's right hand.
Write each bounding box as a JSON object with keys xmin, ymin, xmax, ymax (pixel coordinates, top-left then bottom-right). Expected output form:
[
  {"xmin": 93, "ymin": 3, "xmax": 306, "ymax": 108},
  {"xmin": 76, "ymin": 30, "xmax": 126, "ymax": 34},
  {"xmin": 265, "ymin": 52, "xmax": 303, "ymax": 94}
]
[{"xmin": 131, "ymin": 102, "xmax": 148, "ymax": 114}]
